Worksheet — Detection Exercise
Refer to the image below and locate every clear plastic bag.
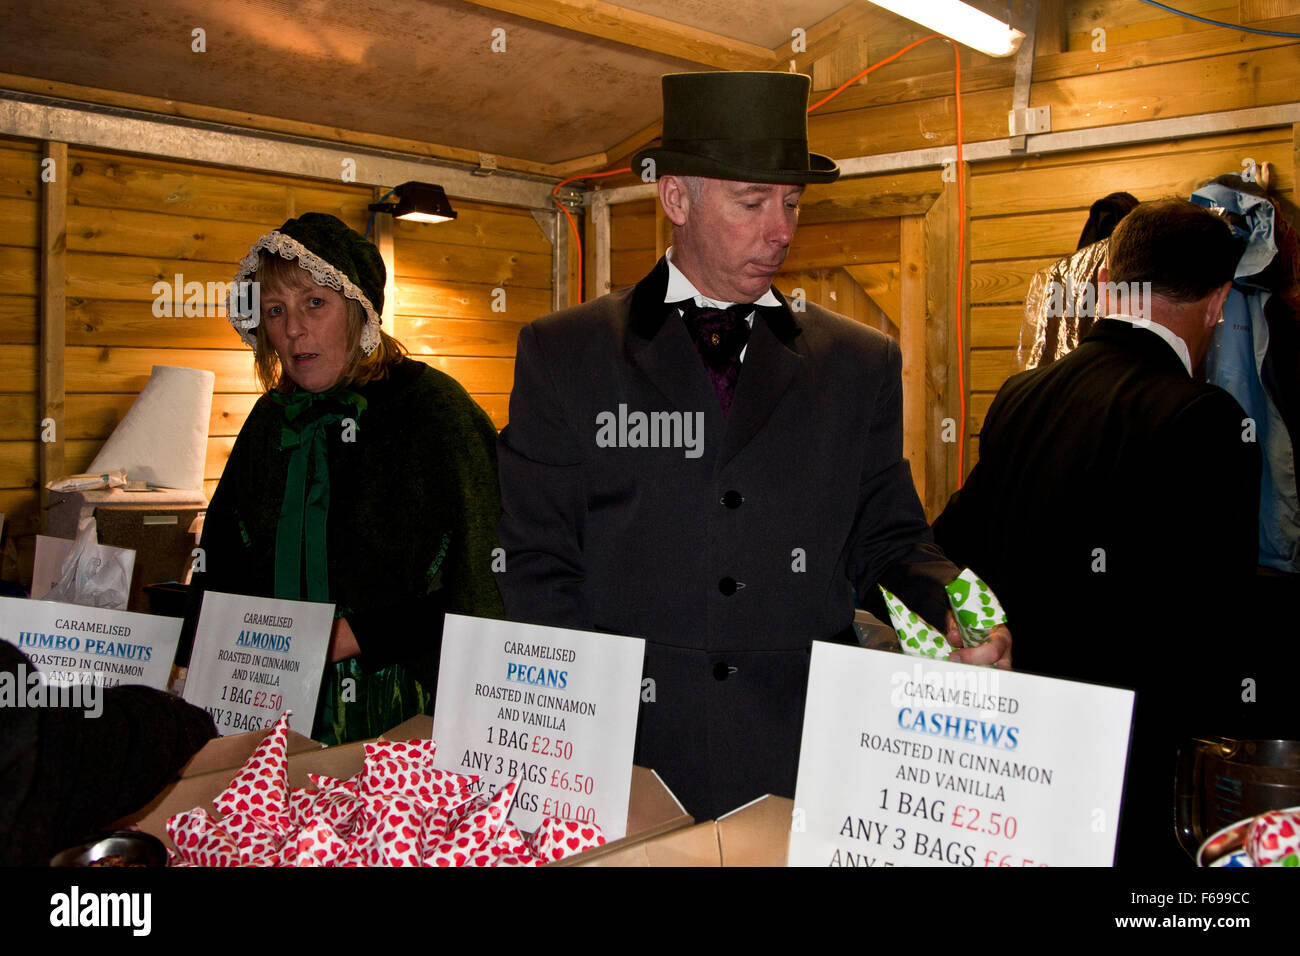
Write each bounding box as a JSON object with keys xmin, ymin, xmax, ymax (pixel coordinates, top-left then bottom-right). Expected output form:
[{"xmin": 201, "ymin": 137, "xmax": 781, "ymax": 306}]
[{"xmin": 42, "ymin": 516, "xmax": 135, "ymax": 610}]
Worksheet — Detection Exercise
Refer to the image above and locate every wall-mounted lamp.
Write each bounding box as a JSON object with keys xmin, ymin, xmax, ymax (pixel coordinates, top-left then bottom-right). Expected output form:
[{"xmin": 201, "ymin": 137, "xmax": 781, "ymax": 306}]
[
  {"xmin": 368, "ymin": 181, "xmax": 458, "ymax": 224},
  {"xmin": 866, "ymin": 1, "xmax": 1025, "ymax": 57}
]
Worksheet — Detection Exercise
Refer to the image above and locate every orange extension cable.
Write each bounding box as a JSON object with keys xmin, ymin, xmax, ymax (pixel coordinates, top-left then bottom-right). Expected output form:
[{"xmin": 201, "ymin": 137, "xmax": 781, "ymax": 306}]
[{"xmin": 556, "ymin": 35, "xmax": 969, "ymax": 481}]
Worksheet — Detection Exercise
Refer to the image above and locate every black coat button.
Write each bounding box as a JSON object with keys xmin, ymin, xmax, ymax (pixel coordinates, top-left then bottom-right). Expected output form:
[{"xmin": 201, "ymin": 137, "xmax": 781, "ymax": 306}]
[
  {"xmin": 713, "ymin": 662, "xmax": 731, "ymax": 681},
  {"xmin": 721, "ymin": 490, "xmax": 743, "ymax": 509},
  {"xmin": 718, "ymin": 577, "xmax": 738, "ymax": 596}
]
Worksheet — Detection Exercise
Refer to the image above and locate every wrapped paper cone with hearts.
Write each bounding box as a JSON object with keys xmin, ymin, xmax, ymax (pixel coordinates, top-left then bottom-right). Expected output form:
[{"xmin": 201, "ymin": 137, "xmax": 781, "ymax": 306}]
[
  {"xmin": 1245, "ymin": 809, "xmax": 1300, "ymax": 866},
  {"xmin": 290, "ymin": 820, "xmax": 350, "ymax": 867},
  {"xmin": 945, "ymin": 568, "xmax": 1007, "ymax": 648},
  {"xmin": 165, "ymin": 722, "xmax": 607, "ymax": 866},
  {"xmin": 224, "ymin": 811, "xmax": 285, "ymax": 866},
  {"xmin": 368, "ymin": 797, "xmax": 427, "ymax": 867},
  {"xmin": 451, "ymin": 776, "xmax": 519, "ymax": 845},
  {"xmin": 879, "ymin": 586, "xmax": 951, "ymax": 660},
  {"xmin": 212, "ymin": 711, "xmax": 293, "ymax": 835},
  {"xmin": 296, "ymin": 778, "xmax": 365, "ymax": 838},
  {"xmin": 531, "ymin": 817, "xmax": 606, "ymax": 862},
  {"xmin": 496, "ymin": 821, "xmax": 531, "ymax": 858},
  {"xmin": 166, "ymin": 808, "xmax": 241, "ymax": 867}
]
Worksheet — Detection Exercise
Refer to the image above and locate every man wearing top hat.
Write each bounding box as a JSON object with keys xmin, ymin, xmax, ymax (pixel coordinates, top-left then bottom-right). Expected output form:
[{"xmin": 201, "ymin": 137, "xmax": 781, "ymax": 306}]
[{"xmin": 497, "ymin": 71, "xmax": 1010, "ymax": 820}]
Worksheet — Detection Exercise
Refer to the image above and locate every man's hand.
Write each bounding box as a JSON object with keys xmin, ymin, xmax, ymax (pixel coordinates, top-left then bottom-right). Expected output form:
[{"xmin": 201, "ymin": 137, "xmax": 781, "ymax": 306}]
[{"xmin": 944, "ymin": 610, "xmax": 1012, "ymax": 669}]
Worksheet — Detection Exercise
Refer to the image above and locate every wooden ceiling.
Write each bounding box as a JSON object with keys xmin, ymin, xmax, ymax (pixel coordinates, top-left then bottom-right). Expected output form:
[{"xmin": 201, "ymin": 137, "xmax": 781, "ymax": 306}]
[{"xmin": 1, "ymin": 0, "xmax": 868, "ymax": 171}]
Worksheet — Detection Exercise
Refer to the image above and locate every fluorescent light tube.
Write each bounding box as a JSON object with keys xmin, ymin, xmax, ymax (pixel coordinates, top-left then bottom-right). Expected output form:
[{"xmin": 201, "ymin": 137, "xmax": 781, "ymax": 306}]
[{"xmin": 867, "ymin": 0, "xmax": 1026, "ymax": 57}]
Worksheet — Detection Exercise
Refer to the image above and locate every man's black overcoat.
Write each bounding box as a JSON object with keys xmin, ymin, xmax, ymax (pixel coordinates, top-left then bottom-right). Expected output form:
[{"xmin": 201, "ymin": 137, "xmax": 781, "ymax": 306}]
[{"xmin": 499, "ymin": 257, "xmax": 956, "ymax": 819}]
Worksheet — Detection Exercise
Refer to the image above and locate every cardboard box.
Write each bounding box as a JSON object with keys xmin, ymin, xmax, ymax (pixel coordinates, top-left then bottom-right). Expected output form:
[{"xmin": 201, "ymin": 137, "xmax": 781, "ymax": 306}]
[
  {"xmin": 574, "ymin": 795, "xmax": 793, "ymax": 867},
  {"xmin": 118, "ymin": 714, "xmax": 694, "ymax": 864},
  {"xmin": 117, "ymin": 739, "xmax": 372, "ymax": 844},
  {"xmin": 176, "ymin": 725, "xmax": 322, "ymax": 779},
  {"xmin": 716, "ymin": 795, "xmax": 792, "ymax": 866}
]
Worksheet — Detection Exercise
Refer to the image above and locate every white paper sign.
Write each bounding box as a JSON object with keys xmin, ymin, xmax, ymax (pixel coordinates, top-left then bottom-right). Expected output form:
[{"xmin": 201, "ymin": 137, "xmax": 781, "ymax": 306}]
[
  {"xmin": 790, "ymin": 642, "xmax": 1134, "ymax": 867},
  {"xmin": 184, "ymin": 591, "xmax": 333, "ymax": 738},
  {"xmin": 432, "ymin": 614, "xmax": 646, "ymax": 839},
  {"xmin": 0, "ymin": 595, "xmax": 181, "ymax": 690}
]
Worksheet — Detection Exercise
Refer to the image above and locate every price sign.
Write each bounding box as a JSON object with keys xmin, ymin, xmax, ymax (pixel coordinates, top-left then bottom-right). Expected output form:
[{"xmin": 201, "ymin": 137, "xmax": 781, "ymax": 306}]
[
  {"xmin": 432, "ymin": 614, "xmax": 645, "ymax": 839},
  {"xmin": 184, "ymin": 591, "xmax": 333, "ymax": 737},
  {"xmin": 790, "ymin": 642, "xmax": 1134, "ymax": 867},
  {"xmin": 0, "ymin": 595, "xmax": 181, "ymax": 691}
]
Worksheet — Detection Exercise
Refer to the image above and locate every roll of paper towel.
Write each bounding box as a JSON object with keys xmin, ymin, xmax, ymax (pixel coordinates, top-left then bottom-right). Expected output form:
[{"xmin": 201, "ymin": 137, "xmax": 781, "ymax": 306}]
[{"xmin": 88, "ymin": 365, "xmax": 216, "ymax": 490}]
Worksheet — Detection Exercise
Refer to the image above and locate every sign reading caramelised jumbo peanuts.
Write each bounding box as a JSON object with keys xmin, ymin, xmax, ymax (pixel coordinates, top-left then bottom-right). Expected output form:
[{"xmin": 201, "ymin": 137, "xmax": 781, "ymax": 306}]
[
  {"xmin": 432, "ymin": 614, "xmax": 646, "ymax": 839},
  {"xmin": 789, "ymin": 642, "xmax": 1134, "ymax": 867},
  {"xmin": 0, "ymin": 595, "xmax": 181, "ymax": 691},
  {"xmin": 183, "ymin": 591, "xmax": 333, "ymax": 737}
]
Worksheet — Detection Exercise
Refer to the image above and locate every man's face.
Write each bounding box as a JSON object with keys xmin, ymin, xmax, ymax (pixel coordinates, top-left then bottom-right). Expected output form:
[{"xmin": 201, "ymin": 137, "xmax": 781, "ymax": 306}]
[{"xmin": 671, "ymin": 178, "xmax": 803, "ymax": 303}]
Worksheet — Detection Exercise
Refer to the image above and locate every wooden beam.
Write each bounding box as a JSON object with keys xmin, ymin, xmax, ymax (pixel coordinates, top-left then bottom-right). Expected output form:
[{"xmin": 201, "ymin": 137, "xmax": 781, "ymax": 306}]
[
  {"xmin": 922, "ymin": 169, "xmax": 970, "ymax": 517},
  {"xmin": 372, "ymin": 187, "xmax": 398, "ymax": 340},
  {"xmin": 954, "ymin": 165, "xmax": 971, "ymax": 485},
  {"xmin": 923, "ymin": 186, "xmax": 951, "ymax": 521},
  {"xmin": 781, "ymin": 2, "xmax": 884, "ymax": 76},
  {"xmin": 591, "ymin": 197, "xmax": 612, "ymax": 299},
  {"xmin": 549, "ymin": 152, "xmax": 613, "ymax": 179},
  {"xmin": 900, "ymin": 215, "xmax": 926, "ymax": 507},
  {"xmin": 791, "ymin": 28, "xmax": 1297, "ymax": 118},
  {"xmin": 812, "ymin": 37, "xmax": 871, "ymax": 94},
  {"xmin": 1240, "ymin": 1, "xmax": 1300, "ymax": 24},
  {"xmin": 654, "ymin": 200, "xmax": 672, "ymax": 260},
  {"xmin": 1033, "ymin": 0, "xmax": 1068, "ymax": 57},
  {"xmin": 844, "ymin": 263, "xmax": 902, "ymax": 327},
  {"xmin": 0, "ymin": 72, "xmax": 560, "ymax": 179},
  {"xmin": 40, "ymin": 141, "xmax": 67, "ymax": 525},
  {"xmin": 606, "ymin": 120, "xmax": 661, "ymax": 170},
  {"xmin": 458, "ymin": 0, "xmax": 776, "ymax": 70},
  {"xmin": 1294, "ymin": 123, "xmax": 1300, "ymax": 214}
]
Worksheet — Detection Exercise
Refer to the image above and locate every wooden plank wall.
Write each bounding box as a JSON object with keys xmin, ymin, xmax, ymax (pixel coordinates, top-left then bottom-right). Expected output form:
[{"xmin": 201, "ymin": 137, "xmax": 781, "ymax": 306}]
[
  {"xmin": 0, "ymin": 137, "xmax": 548, "ymax": 586},
  {"xmin": 608, "ymin": 199, "xmax": 657, "ymax": 292},
  {"xmin": 601, "ymin": 0, "xmax": 1299, "ymax": 500},
  {"xmin": 392, "ymin": 202, "xmax": 552, "ymax": 428},
  {"xmin": 804, "ymin": 0, "xmax": 1299, "ymax": 482},
  {"xmin": 604, "ymin": 171, "xmax": 928, "ymax": 334},
  {"xmin": 0, "ymin": 138, "xmax": 41, "ymax": 573},
  {"xmin": 967, "ymin": 127, "xmax": 1297, "ymax": 472}
]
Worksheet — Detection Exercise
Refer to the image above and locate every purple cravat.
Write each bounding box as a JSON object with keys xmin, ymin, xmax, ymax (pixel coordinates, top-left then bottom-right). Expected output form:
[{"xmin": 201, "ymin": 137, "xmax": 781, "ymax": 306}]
[{"xmin": 677, "ymin": 300, "xmax": 754, "ymax": 416}]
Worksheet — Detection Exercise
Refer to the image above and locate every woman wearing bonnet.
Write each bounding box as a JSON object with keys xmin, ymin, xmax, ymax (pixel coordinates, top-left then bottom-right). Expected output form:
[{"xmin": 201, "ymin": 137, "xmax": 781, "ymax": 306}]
[{"xmin": 193, "ymin": 212, "xmax": 503, "ymax": 744}]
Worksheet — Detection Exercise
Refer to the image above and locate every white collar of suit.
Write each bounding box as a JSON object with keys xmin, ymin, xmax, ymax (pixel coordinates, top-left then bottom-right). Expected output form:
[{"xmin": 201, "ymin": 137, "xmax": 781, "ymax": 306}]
[
  {"xmin": 663, "ymin": 246, "xmax": 783, "ymax": 322},
  {"xmin": 1104, "ymin": 314, "xmax": 1193, "ymax": 376}
]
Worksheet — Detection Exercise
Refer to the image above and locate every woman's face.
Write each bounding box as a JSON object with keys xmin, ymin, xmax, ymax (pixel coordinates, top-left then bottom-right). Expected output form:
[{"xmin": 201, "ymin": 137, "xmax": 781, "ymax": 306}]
[{"xmin": 260, "ymin": 280, "xmax": 351, "ymax": 393}]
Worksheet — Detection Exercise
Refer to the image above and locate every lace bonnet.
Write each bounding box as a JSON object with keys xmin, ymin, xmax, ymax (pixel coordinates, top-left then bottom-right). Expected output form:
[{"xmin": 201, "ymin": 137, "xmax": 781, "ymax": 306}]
[{"xmin": 227, "ymin": 213, "xmax": 385, "ymax": 356}]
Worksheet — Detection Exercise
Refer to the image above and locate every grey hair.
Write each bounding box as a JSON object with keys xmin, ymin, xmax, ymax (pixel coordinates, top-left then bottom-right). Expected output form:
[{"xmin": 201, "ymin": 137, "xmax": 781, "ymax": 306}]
[{"xmin": 680, "ymin": 175, "xmax": 707, "ymax": 203}]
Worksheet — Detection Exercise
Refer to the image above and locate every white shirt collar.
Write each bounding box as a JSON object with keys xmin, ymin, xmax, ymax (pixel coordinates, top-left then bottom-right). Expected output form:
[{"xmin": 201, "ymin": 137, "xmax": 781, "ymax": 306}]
[
  {"xmin": 1106, "ymin": 314, "xmax": 1193, "ymax": 376},
  {"xmin": 663, "ymin": 246, "xmax": 782, "ymax": 315}
]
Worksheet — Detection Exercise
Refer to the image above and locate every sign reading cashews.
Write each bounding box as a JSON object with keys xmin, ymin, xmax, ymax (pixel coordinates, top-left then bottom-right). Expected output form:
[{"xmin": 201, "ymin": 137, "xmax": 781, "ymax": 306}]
[
  {"xmin": 790, "ymin": 642, "xmax": 1134, "ymax": 867},
  {"xmin": 432, "ymin": 614, "xmax": 646, "ymax": 840}
]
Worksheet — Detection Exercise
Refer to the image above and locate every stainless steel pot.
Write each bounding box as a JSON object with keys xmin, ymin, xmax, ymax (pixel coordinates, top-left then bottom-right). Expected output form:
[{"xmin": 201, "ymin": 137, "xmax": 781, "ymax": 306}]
[{"xmin": 1175, "ymin": 738, "xmax": 1300, "ymax": 861}]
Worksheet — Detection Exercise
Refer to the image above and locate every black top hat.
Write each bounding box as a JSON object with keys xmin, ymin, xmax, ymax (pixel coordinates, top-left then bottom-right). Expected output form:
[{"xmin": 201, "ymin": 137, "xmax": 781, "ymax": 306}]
[{"xmin": 633, "ymin": 72, "xmax": 840, "ymax": 185}]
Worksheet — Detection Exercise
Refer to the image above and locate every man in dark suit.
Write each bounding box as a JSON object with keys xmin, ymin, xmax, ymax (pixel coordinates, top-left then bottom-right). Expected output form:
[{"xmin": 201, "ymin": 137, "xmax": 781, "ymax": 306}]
[
  {"xmin": 934, "ymin": 198, "xmax": 1260, "ymax": 865},
  {"xmin": 497, "ymin": 71, "xmax": 1009, "ymax": 821}
]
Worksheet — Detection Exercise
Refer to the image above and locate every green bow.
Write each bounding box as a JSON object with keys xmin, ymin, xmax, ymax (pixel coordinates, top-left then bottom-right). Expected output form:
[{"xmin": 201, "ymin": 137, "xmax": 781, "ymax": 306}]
[{"xmin": 270, "ymin": 386, "xmax": 367, "ymax": 602}]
